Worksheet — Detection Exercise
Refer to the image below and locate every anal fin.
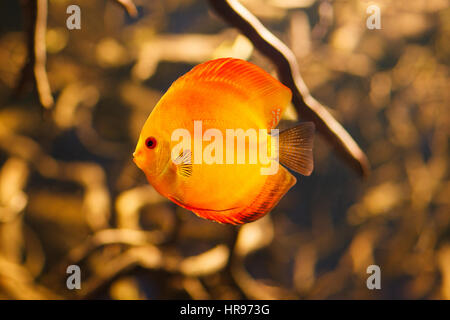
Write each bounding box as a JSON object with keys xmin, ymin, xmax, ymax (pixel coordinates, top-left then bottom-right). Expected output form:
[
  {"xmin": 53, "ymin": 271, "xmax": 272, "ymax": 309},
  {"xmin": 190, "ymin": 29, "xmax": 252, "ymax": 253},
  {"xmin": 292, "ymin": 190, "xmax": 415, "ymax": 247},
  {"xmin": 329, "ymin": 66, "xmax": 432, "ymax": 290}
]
[{"xmin": 190, "ymin": 166, "xmax": 297, "ymax": 225}]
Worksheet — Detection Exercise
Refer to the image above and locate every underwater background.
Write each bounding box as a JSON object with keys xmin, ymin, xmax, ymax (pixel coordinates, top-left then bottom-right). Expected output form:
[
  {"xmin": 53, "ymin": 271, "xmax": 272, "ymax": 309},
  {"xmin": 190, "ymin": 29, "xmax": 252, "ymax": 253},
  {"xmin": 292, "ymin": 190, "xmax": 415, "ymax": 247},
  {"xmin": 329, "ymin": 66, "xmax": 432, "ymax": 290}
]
[{"xmin": 0, "ymin": 0, "xmax": 448, "ymax": 299}]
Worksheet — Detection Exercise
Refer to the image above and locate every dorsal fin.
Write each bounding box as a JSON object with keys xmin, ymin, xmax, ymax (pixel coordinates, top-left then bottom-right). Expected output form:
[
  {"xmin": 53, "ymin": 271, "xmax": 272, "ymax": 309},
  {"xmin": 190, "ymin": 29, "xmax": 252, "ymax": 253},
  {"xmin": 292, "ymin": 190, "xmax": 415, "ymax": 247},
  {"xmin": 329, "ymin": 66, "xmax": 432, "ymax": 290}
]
[{"xmin": 172, "ymin": 58, "xmax": 292, "ymax": 129}]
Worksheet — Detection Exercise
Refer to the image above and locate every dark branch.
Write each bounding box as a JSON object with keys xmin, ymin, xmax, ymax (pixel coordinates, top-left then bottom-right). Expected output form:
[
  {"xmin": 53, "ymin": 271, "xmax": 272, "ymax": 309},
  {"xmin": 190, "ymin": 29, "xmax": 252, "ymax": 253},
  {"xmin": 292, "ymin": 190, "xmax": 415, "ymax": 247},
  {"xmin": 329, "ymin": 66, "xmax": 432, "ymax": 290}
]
[
  {"xmin": 208, "ymin": 0, "xmax": 370, "ymax": 178},
  {"xmin": 112, "ymin": 0, "xmax": 138, "ymax": 18}
]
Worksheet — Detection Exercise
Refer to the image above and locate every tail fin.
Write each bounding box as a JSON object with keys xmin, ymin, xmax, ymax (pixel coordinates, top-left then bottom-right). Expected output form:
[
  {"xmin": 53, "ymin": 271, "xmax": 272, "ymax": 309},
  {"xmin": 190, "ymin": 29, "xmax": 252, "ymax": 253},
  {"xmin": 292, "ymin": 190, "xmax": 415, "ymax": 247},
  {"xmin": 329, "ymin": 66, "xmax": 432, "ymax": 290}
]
[{"xmin": 278, "ymin": 122, "xmax": 314, "ymax": 176}]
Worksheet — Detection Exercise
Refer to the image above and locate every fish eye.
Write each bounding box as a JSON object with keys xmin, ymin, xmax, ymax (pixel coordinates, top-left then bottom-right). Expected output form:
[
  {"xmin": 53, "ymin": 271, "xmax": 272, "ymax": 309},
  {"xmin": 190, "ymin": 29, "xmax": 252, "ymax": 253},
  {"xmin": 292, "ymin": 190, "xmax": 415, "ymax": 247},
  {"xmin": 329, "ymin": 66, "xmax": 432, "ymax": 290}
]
[{"xmin": 145, "ymin": 137, "xmax": 157, "ymax": 149}]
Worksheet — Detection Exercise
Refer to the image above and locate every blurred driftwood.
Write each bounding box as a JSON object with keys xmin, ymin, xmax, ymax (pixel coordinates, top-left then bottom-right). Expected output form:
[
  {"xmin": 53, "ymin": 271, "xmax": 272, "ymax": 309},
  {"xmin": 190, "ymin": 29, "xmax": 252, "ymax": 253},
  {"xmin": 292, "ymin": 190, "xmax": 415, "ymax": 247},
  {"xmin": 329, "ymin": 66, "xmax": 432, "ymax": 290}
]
[
  {"xmin": 14, "ymin": 0, "xmax": 137, "ymax": 109},
  {"xmin": 208, "ymin": 0, "xmax": 370, "ymax": 178},
  {"xmin": 14, "ymin": 0, "xmax": 53, "ymax": 109}
]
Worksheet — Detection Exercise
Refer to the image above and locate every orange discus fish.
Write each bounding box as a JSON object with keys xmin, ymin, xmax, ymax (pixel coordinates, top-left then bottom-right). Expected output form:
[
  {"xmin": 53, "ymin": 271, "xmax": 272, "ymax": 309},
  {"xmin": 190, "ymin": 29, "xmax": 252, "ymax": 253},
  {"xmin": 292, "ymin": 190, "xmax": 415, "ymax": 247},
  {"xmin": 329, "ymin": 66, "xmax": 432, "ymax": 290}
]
[{"xmin": 133, "ymin": 58, "xmax": 314, "ymax": 224}]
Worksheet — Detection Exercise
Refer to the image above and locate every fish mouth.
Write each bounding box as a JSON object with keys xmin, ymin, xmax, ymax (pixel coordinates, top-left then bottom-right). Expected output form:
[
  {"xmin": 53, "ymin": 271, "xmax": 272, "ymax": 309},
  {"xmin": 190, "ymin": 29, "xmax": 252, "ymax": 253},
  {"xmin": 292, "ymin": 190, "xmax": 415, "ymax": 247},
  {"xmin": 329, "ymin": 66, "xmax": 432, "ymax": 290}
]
[{"xmin": 132, "ymin": 150, "xmax": 144, "ymax": 170}]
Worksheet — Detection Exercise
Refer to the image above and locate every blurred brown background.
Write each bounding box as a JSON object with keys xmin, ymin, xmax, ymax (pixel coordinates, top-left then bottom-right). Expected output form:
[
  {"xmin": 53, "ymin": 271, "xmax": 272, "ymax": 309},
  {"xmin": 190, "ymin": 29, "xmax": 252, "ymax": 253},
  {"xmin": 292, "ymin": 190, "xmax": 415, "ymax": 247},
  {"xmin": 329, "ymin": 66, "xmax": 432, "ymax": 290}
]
[{"xmin": 0, "ymin": 0, "xmax": 448, "ymax": 299}]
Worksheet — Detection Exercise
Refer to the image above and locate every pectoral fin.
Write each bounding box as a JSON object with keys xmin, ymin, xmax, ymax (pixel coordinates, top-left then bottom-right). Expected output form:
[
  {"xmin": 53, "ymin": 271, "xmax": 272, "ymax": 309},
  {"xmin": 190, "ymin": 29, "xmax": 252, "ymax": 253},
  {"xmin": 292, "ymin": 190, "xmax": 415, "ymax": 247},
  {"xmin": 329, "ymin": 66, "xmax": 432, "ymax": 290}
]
[{"xmin": 174, "ymin": 149, "xmax": 192, "ymax": 178}]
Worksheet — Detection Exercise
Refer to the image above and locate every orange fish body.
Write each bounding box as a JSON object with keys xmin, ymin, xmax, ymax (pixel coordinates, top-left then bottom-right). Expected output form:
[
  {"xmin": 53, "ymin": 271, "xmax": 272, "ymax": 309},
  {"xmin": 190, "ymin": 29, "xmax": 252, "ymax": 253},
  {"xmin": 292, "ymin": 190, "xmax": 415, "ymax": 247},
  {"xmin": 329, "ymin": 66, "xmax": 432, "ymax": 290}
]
[{"xmin": 133, "ymin": 58, "xmax": 314, "ymax": 224}]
